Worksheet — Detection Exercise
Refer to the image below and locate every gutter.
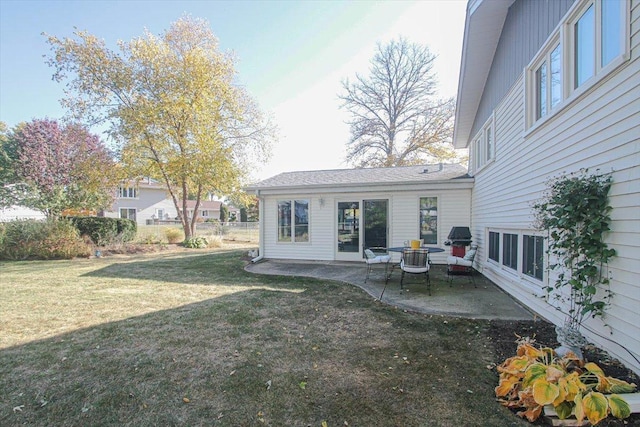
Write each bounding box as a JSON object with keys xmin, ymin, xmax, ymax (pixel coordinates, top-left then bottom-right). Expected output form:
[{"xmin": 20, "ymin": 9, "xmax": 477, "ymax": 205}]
[{"xmin": 251, "ymin": 189, "xmax": 265, "ymax": 263}]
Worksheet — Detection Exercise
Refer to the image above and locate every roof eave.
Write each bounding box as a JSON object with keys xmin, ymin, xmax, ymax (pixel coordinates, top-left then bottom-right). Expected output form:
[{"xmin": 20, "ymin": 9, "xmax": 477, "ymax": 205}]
[
  {"xmin": 453, "ymin": 0, "xmax": 514, "ymax": 149},
  {"xmin": 246, "ymin": 177, "xmax": 475, "ymax": 194}
]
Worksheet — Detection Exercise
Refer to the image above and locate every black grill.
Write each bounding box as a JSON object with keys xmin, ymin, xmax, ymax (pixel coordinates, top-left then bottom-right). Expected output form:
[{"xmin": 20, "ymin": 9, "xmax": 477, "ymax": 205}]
[{"xmin": 445, "ymin": 226, "xmax": 472, "ymax": 246}]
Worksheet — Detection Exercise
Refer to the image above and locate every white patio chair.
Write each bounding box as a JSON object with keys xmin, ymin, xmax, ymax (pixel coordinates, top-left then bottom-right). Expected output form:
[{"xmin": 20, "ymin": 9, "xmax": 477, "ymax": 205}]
[
  {"xmin": 400, "ymin": 248, "xmax": 431, "ymax": 295},
  {"xmin": 364, "ymin": 248, "xmax": 391, "ymax": 283},
  {"xmin": 446, "ymin": 245, "xmax": 477, "ymax": 287}
]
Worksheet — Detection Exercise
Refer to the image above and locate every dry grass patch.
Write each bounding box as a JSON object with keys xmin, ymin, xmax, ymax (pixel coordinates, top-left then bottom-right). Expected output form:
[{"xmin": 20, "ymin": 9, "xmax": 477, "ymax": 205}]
[{"xmin": 1, "ymin": 248, "xmax": 532, "ymax": 426}]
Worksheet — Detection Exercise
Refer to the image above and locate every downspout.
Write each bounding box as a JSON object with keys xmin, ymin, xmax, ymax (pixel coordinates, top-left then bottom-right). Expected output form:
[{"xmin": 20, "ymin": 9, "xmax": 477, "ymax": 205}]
[{"xmin": 251, "ymin": 190, "xmax": 265, "ymax": 263}]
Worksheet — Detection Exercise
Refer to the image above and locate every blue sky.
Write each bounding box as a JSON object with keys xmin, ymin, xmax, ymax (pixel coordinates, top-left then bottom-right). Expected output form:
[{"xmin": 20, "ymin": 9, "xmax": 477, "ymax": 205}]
[{"xmin": 0, "ymin": 0, "xmax": 467, "ymax": 180}]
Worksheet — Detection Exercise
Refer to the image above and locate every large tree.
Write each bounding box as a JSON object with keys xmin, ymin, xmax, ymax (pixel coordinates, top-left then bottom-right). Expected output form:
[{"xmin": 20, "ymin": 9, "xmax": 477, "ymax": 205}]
[
  {"xmin": 6, "ymin": 119, "xmax": 119, "ymax": 217},
  {"xmin": 0, "ymin": 121, "xmax": 20, "ymax": 208},
  {"xmin": 339, "ymin": 38, "xmax": 456, "ymax": 168},
  {"xmin": 45, "ymin": 16, "xmax": 273, "ymax": 239}
]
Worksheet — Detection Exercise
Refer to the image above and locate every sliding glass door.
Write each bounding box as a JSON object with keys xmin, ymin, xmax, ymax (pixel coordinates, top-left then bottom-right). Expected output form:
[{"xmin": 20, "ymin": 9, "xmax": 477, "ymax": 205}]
[
  {"xmin": 336, "ymin": 199, "xmax": 388, "ymax": 260},
  {"xmin": 337, "ymin": 201, "xmax": 360, "ymax": 259},
  {"xmin": 363, "ymin": 199, "xmax": 388, "ymax": 252}
]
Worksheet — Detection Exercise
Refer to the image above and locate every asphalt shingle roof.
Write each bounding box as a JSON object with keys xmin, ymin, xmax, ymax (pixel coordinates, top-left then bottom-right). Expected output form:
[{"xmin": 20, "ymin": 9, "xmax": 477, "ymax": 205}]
[{"xmin": 248, "ymin": 163, "xmax": 470, "ymax": 190}]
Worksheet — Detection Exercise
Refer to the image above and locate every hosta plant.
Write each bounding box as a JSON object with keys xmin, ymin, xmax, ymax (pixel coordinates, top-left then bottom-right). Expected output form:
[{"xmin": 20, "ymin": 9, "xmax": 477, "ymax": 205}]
[
  {"xmin": 496, "ymin": 338, "xmax": 636, "ymax": 425},
  {"xmin": 183, "ymin": 236, "xmax": 209, "ymax": 249}
]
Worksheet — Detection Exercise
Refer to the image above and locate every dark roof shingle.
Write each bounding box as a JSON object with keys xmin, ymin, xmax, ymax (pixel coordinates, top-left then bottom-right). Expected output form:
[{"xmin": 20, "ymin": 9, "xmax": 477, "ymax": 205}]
[{"xmin": 248, "ymin": 163, "xmax": 470, "ymax": 190}]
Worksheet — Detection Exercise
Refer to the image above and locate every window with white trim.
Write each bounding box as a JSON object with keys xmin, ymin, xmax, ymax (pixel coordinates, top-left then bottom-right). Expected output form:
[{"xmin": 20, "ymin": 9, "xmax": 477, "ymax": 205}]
[
  {"xmin": 526, "ymin": 0, "xmax": 628, "ymax": 127},
  {"xmin": 502, "ymin": 233, "xmax": 518, "ymax": 270},
  {"xmin": 419, "ymin": 197, "xmax": 438, "ymax": 244},
  {"xmin": 487, "ymin": 229, "xmax": 545, "ymax": 283},
  {"xmin": 120, "ymin": 208, "xmax": 136, "ymax": 221},
  {"xmin": 523, "ymin": 234, "xmax": 545, "ymax": 280},
  {"xmin": 277, "ymin": 199, "xmax": 309, "ymax": 243},
  {"xmin": 472, "ymin": 115, "xmax": 495, "ymax": 173},
  {"xmin": 118, "ymin": 186, "xmax": 138, "ymax": 199},
  {"xmin": 534, "ymin": 41, "xmax": 562, "ymax": 120},
  {"xmin": 488, "ymin": 231, "xmax": 500, "ymax": 262}
]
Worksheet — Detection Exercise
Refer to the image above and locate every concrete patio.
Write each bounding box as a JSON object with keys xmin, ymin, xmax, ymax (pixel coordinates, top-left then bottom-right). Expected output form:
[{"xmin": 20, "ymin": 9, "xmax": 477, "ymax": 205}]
[{"xmin": 246, "ymin": 259, "xmax": 534, "ymax": 321}]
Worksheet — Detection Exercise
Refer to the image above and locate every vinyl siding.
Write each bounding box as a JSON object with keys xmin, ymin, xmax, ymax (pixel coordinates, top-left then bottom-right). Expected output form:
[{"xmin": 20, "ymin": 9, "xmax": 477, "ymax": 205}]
[
  {"xmin": 472, "ymin": 0, "xmax": 575, "ymax": 137},
  {"xmin": 260, "ymin": 187, "xmax": 471, "ymax": 264},
  {"xmin": 105, "ymin": 187, "xmax": 177, "ymax": 226},
  {"xmin": 471, "ymin": 0, "xmax": 640, "ymax": 373}
]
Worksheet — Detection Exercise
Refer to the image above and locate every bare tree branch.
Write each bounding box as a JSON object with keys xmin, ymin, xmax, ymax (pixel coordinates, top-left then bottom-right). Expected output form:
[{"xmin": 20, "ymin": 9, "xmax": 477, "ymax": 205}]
[{"xmin": 339, "ymin": 37, "xmax": 456, "ymax": 168}]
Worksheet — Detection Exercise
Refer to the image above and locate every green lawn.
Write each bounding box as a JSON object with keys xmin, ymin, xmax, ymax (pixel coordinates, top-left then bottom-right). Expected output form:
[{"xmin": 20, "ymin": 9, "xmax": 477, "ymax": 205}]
[{"xmin": 0, "ymin": 247, "xmax": 531, "ymax": 426}]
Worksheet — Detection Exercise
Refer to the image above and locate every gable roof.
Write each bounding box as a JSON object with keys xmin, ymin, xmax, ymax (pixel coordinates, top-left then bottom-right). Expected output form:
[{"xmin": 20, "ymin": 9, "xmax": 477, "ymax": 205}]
[
  {"xmin": 453, "ymin": 0, "xmax": 515, "ymax": 149},
  {"xmin": 247, "ymin": 163, "xmax": 471, "ymax": 193}
]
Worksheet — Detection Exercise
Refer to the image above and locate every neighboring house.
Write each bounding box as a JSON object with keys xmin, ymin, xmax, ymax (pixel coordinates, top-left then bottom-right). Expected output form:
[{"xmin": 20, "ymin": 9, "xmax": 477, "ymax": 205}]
[
  {"xmin": 245, "ymin": 164, "xmax": 474, "ymax": 264},
  {"xmin": 103, "ymin": 178, "xmax": 178, "ymax": 226},
  {"xmin": 103, "ymin": 178, "xmax": 234, "ymax": 226},
  {"xmin": 184, "ymin": 199, "xmax": 227, "ymax": 222},
  {"xmin": 453, "ymin": 0, "xmax": 639, "ymax": 373}
]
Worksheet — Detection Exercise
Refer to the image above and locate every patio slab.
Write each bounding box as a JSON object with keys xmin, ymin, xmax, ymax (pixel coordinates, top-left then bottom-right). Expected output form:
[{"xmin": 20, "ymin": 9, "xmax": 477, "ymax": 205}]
[{"xmin": 245, "ymin": 259, "xmax": 534, "ymax": 321}]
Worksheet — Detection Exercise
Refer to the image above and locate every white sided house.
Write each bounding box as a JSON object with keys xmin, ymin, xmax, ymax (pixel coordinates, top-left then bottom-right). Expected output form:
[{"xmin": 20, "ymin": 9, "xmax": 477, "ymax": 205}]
[
  {"xmin": 454, "ymin": 0, "xmax": 639, "ymax": 372},
  {"xmin": 103, "ymin": 178, "xmax": 232, "ymax": 226},
  {"xmin": 103, "ymin": 178, "xmax": 178, "ymax": 226},
  {"xmin": 246, "ymin": 164, "xmax": 473, "ymax": 265}
]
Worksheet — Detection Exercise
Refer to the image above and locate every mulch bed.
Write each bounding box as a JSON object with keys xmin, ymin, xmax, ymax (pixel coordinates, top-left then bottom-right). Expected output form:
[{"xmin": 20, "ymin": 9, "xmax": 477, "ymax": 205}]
[{"xmin": 488, "ymin": 319, "xmax": 640, "ymax": 426}]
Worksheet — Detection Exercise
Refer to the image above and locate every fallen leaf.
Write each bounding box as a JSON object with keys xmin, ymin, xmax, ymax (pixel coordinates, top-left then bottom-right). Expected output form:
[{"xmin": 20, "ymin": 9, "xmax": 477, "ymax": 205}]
[
  {"xmin": 183, "ymin": 397, "xmax": 190, "ymax": 403},
  {"xmin": 265, "ymin": 380, "xmax": 272, "ymax": 390}
]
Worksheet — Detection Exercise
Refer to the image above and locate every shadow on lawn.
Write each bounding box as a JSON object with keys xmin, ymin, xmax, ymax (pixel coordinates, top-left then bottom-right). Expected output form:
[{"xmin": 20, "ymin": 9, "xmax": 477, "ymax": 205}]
[
  {"xmin": 81, "ymin": 250, "xmax": 313, "ymax": 289},
  {"xmin": 0, "ymin": 272, "xmax": 533, "ymax": 427}
]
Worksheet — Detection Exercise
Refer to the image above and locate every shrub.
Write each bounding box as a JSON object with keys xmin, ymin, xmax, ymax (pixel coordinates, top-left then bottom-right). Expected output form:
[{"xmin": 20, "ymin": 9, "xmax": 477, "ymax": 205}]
[
  {"xmin": 115, "ymin": 218, "xmax": 137, "ymax": 242},
  {"xmin": 69, "ymin": 216, "xmax": 136, "ymax": 246},
  {"xmin": 183, "ymin": 236, "xmax": 208, "ymax": 249},
  {"xmin": 164, "ymin": 227, "xmax": 184, "ymax": 244},
  {"xmin": 0, "ymin": 218, "xmax": 91, "ymax": 260}
]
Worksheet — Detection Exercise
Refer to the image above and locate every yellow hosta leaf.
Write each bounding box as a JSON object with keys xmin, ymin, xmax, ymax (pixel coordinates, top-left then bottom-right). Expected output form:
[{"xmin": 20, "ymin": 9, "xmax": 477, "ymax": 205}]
[
  {"xmin": 606, "ymin": 377, "xmax": 637, "ymax": 394},
  {"xmin": 584, "ymin": 362, "xmax": 605, "ymax": 376},
  {"xmin": 533, "ymin": 379, "xmax": 560, "ymax": 405},
  {"xmin": 607, "ymin": 394, "xmax": 631, "ymax": 419},
  {"xmin": 574, "ymin": 394, "xmax": 585, "ymax": 424},
  {"xmin": 495, "ymin": 375, "xmax": 521, "ymax": 397},
  {"xmin": 523, "ymin": 363, "xmax": 547, "ymax": 388},
  {"xmin": 583, "ymin": 392, "xmax": 609, "ymax": 425},
  {"xmin": 595, "ymin": 375, "xmax": 612, "ymax": 392},
  {"xmin": 546, "ymin": 365, "xmax": 564, "ymax": 382},
  {"xmin": 517, "ymin": 342, "xmax": 543, "ymax": 358},
  {"xmin": 552, "ymin": 381, "xmax": 567, "ymax": 407},
  {"xmin": 517, "ymin": 405, "xmax": 543, "ymax": 422},
  {"xmin": 557, "ymin": 372, "xmax": 584, "ymax": 402},
  {"xmin": 497, "ymin": 356, "xmax": 530, "ymax": 375}
]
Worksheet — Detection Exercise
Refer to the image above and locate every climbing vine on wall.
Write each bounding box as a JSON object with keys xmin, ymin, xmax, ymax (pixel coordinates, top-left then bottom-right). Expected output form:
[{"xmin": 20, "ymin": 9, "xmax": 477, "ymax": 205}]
[{"xmin": 533, "ymin": 169, "xmax": 616, "ymax": 331}]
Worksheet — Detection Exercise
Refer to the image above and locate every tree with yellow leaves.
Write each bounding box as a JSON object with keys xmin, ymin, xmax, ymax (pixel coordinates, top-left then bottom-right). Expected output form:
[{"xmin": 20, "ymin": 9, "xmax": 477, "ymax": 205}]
[{"xmin": 45, "ymin": 16, "xmax": 274, "ymax": 239}]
